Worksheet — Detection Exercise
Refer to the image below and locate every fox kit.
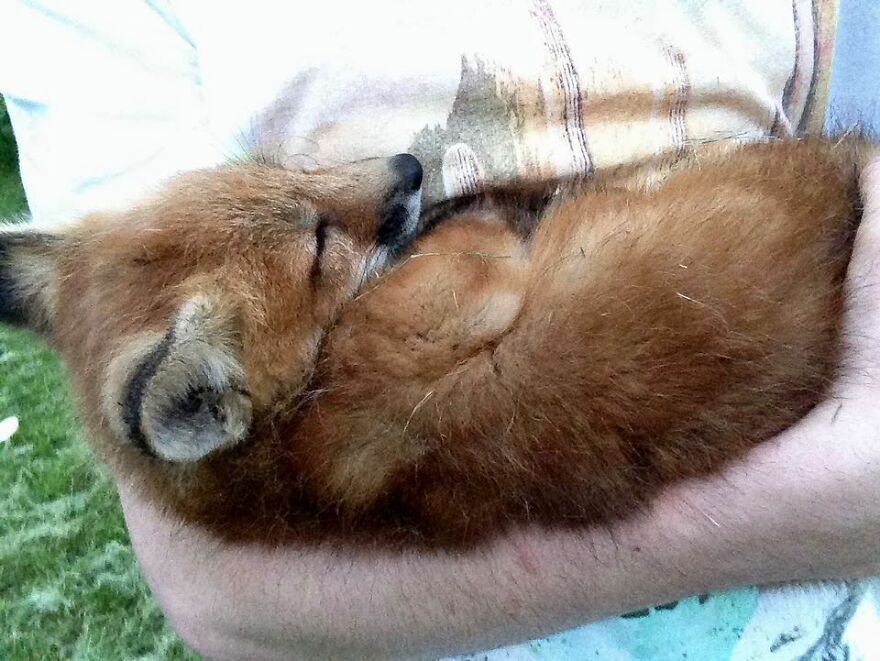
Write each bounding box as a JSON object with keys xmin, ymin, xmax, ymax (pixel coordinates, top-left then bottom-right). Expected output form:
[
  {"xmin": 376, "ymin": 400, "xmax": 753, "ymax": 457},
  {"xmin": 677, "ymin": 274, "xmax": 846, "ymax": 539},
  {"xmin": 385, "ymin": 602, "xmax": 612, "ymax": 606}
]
[{"xmin": 0, "ymin": 139, "xmax": 865, "ymax": 546}]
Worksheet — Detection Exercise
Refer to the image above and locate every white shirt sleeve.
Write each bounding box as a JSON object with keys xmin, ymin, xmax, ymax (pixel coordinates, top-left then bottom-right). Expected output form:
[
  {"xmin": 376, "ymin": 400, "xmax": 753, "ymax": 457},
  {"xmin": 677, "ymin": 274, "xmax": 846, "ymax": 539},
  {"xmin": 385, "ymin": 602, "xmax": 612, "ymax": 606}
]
[{"xmin": 0, "ymin": 0, "xmax": 225, "ymax": 226}]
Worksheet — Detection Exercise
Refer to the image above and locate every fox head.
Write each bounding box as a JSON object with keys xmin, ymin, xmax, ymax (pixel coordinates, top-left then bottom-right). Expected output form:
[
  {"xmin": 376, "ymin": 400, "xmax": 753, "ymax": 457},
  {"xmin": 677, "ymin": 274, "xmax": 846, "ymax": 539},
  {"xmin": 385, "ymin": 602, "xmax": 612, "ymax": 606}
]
[{"xmin": 0, "ymin": 154, "xmax": 423, "ymax": 462}]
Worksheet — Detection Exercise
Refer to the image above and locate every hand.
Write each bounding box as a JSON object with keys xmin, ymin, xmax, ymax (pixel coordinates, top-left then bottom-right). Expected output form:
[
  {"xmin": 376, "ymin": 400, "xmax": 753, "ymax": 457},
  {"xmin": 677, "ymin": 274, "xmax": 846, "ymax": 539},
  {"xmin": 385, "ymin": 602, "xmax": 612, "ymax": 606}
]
[{"xmin": 114, "ymin": 159, "xmax": 880, "ymax": 661}]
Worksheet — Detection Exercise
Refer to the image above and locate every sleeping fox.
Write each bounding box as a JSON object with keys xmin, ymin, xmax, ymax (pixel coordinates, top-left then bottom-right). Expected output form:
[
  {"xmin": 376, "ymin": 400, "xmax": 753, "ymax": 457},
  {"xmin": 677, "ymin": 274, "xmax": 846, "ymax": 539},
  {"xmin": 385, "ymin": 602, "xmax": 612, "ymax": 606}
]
[{"xmin": 0, "ymin": 139, "xmax": 865, "ymax": 546}]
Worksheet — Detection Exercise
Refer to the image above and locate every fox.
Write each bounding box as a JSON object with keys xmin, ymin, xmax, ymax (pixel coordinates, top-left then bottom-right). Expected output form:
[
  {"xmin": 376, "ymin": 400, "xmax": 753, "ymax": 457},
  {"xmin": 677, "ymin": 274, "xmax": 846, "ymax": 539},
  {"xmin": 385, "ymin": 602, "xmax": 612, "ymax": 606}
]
[{"xmin": 0, "ymin": 138, "xmax": 866, "ymax": 547}]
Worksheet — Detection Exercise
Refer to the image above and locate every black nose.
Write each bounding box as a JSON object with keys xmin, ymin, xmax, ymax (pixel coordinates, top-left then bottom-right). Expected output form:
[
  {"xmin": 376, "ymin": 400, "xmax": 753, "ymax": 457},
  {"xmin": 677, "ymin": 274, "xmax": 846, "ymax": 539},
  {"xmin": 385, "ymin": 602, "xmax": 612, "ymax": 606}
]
[{"xmin": 390, "ymin": 153, "xmax": 423, "ymax": 192}]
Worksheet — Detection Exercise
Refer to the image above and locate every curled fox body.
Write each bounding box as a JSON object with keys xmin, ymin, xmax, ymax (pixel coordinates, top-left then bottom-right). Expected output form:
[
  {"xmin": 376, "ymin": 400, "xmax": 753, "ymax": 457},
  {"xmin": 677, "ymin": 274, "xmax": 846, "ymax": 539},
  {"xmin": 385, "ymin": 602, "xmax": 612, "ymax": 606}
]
[{"xmin": 0, "ymin": 139, "xmax": 865, "ymax": 546}]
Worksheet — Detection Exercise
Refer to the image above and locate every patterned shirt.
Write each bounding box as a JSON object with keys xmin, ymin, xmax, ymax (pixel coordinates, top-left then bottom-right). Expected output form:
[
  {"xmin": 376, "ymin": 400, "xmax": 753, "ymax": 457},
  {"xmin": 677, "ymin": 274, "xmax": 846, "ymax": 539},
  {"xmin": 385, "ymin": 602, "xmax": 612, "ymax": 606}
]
[{"xmin": 1, "ymin": 1, "xmax": 878, "ymax": 659}]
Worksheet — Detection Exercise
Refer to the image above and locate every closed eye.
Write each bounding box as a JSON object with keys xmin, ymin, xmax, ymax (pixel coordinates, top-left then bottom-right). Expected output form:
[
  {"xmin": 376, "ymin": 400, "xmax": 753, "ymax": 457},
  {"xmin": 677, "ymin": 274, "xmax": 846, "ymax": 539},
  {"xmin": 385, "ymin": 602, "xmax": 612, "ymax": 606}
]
[
  {"xmin": 315, "ymin": 216, "xmax": 329, "ymax": 258},
  {"xmin": 311, "ymin": 215, "xmax": 331, "ymax": 281}
]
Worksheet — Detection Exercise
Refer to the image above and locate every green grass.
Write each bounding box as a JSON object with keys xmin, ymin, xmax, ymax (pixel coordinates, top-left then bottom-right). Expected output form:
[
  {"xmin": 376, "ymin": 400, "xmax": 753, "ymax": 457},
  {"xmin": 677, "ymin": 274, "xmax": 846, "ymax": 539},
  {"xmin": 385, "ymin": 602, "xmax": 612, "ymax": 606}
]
[
  {"xmin": 1, "ymin": 96, "xmax": 197, "ymax": 659},
  {"xmin": 0, "ymin": 96, "xmax": 26, "ymax": 213}
]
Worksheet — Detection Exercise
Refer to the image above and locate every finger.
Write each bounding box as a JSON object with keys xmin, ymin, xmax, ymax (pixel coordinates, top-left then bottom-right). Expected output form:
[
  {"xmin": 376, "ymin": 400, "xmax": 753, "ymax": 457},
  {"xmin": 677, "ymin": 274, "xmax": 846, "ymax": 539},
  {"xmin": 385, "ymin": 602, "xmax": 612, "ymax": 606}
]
[
  {"xmin": 839, "ymin": 156, "xmax": 880, "ymax": 383},
  {"xmin": 848, "ymin": 157, "xmax": 880, "ymax": 284}
]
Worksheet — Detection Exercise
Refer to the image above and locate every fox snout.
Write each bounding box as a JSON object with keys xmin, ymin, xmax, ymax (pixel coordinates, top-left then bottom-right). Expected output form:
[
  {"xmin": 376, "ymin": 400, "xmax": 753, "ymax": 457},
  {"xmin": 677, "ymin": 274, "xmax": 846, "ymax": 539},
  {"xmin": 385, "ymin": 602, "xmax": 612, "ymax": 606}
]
[
  {"xmin": 378, "ymin": 153, "xmax": 423, "ymax": 251},
  {"xmin": 388, "ymin": 153, "xmax": 424, "ymax": 192},
  {"xmin": 327, "ymin": 152, "xmax": 424, "ymax": 279}
]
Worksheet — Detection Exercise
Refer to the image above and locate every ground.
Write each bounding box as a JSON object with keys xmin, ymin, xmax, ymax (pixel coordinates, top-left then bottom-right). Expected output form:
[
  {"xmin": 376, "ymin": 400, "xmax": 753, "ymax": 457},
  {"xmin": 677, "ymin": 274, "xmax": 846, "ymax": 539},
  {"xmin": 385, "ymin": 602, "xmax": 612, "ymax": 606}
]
[{"xmin": 0, "ymin": 96, "xmax": 197, "ymax": 659}]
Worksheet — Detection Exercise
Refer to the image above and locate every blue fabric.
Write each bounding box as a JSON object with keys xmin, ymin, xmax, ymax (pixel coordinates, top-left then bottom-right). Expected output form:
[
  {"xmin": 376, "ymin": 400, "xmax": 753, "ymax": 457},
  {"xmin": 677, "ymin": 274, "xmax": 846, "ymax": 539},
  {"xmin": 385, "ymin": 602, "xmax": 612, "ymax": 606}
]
[{"xmin": 824, "ymin": 0, "xmax": 880, "ymax": 136}]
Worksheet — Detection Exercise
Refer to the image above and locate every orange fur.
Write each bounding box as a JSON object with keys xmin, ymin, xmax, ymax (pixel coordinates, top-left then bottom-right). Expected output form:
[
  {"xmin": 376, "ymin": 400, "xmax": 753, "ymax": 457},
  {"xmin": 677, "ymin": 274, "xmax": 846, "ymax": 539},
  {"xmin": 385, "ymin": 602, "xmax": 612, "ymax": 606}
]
[{"xmin": 0, "ymin": 139, "xmax": 865, "ymax": 547}]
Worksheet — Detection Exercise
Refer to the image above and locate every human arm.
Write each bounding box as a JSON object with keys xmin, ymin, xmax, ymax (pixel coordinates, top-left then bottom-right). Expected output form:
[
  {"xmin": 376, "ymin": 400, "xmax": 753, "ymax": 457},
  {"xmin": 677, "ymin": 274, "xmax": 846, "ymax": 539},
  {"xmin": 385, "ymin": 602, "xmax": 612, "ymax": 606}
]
[{"xmin": 114, "ymin": 159, "xmax": 880, "ymax": 661}]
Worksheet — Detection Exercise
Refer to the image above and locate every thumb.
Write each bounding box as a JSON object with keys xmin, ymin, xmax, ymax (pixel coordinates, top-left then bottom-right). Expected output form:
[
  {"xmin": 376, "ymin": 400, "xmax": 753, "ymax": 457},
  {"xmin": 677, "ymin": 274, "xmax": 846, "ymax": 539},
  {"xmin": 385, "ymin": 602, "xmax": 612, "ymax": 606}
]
[
  {"xmin": 839, "ymin": 156, "xmax": 880, "ymax": 381},
  {"xmin": 855, "ymin": 155, "xmax": 880, "ymax": 269}
]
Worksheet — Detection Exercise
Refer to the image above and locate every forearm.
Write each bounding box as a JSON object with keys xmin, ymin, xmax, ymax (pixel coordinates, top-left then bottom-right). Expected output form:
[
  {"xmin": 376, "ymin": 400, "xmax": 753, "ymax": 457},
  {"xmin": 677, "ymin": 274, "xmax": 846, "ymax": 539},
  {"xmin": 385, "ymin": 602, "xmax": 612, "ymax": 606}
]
[
  {"xmin": 117, "ymin": 480, "xmax": 697, "ymax": 661},
  {"xmin": 117, "ymin": 160, "xmax": 880, "ymax": 660},
  {"xmin": 117, "ymin": 391, "xmax": 880, "ymax": 661}
]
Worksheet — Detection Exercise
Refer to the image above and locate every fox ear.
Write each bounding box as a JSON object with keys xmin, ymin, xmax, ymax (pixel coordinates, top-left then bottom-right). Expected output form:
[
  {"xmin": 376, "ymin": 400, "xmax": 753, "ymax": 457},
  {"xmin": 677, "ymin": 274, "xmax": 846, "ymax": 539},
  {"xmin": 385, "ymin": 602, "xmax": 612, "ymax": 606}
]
[
  {"xmin": 103, "ymin": 293, "xmax": 253, "ymax": 463},
  {"xmin": 0, "ymin": 227, "xmax": 61, "ymax": 336}
]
